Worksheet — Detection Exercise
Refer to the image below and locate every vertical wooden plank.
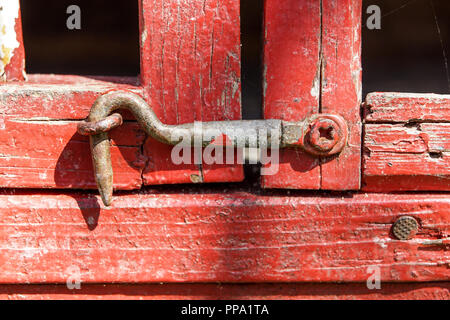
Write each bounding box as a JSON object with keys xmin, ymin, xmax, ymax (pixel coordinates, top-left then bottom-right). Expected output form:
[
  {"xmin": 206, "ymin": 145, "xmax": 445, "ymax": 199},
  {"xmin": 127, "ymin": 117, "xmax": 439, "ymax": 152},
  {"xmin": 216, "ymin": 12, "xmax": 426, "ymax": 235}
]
[
  {"xmin": 139, "ymin": 0, "xmax": 243, "ymax": 185},
  {"xmin": 263, "ymin": 0, "xmax": 362, "ymax": 190},
  {"xmin": 0, "ymin": 0, "xmax": 26, "ymax": 81},
  {"xmin": 320, "ymin": 0, "xmax": 362, "ymax": 189},
  {"xmin": 262, "ymin": 0, "xmax": 322, "ymax": 189}
]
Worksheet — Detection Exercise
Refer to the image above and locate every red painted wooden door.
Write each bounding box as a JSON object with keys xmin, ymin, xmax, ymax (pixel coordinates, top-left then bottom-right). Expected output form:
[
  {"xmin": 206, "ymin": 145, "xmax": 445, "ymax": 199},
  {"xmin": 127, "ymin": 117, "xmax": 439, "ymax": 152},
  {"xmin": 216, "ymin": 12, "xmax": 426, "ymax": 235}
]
[{"xmin": 0, "ymin": 0, "xmax": 448, "ymax": 299}]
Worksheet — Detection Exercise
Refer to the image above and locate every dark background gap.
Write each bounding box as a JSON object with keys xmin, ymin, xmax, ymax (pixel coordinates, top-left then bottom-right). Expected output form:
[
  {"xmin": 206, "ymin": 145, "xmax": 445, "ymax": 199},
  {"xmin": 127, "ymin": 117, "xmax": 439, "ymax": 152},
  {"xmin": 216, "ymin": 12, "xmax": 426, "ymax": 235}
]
[
  {"xmin": 362, "ymin": 0, "xmax": 450, "ymax": 97},
  {"xmin": 20, "ymin": 0, "xmax": 140, "ymax": 76},
  {"xmin": 241, "ymin": 0, "xmax": 263, "ymax": 182},
  {"xmin": 241, "ymin": 0, "xmax": 263, "ymax": 120}
]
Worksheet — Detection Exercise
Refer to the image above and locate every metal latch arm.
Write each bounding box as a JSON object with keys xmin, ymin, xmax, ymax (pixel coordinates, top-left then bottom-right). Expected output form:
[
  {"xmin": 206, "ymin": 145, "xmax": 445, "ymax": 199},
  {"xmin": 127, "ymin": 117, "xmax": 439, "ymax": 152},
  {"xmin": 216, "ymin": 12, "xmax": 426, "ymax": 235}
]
[{"xmin": 78, "ymin": 91, "xmax": 348, "ymax": 206}]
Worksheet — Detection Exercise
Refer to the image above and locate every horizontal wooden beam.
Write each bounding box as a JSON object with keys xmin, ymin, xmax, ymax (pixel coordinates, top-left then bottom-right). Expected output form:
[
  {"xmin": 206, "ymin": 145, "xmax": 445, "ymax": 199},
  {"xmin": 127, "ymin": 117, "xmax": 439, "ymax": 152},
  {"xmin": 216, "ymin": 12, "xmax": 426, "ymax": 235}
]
[
  {"xmin": 0, "ymin": 75, "xmax": 144, "ymax": 190},
  {"xmin": 363, "ymin": 92, "xmax": 450, "ymax": 191},
  {"xmin": 0, "ymin": 75, "xmax": 141, "ymax": 119},
  {"xmin": 0, "ymin": 119, "xmax": 144, "ymax": 189},
  {"xmin": 0, "ymin": 190, "xmax": 448, "ymax": 283},
  {"xmin": 365, "ymin": 92, "xmax": 450, "ymax": 123},
  {"xmin": 364, "ymin": 123, "xmax": 450, "ymax": 191}
]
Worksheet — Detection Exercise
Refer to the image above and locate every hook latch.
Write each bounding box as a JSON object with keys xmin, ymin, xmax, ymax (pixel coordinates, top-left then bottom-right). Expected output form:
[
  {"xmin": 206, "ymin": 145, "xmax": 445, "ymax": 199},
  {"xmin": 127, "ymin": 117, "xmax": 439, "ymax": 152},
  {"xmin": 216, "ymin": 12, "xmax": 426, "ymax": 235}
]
[{"xmin": 78, "ymin": 91, "xmax": 348, "ymax": 206}]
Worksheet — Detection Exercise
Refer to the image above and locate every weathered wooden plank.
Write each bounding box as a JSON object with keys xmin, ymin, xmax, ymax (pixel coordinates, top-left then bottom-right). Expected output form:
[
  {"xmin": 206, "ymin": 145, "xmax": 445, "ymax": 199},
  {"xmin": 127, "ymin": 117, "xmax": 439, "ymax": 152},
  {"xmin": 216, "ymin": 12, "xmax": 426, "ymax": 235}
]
[
  {"xmin": 0, "ymin": 76, "xmax": 145, "ymax": 189},
  {"xmin": 0, "ymin": 0, "xmax": 26, "ymax": 81},
  {"xmin": 320, "ymin": 0, "xmax": 362, "ymax": 189},
  {"xmin": 365, "ymin": 92, "xmax": 450, "ymax": 123},
  {"xmin": 262, "ymin": 0, "xmax": 361, "ymax": 190},
  {"xmin": 0, "ymin": 75, "xmax": 141, "ymax": 119},
  {"xmin": 1, "ymin": 283, "xmax": 449, "ymax": 300},
  {"xmin": 0, "ymin": 191, "xmax": 448, "ymax": 283},
  {"xmin": 363, "ymin": 123, "xmax": 450, "ymax": 191},
  {"xmin": 363, "ymin": 93, "xmax": 450, "ymax": 191},
  {"xmin": 0, "ymin": 118, "xmax": 145, "ymax": 189},
  {"xmin": 262, "ymin": 0, "xmax": 321, "ymax": 189},
  {"xmin": 139, "ymin": 0, "xmax": 243, "ymax": 185}
]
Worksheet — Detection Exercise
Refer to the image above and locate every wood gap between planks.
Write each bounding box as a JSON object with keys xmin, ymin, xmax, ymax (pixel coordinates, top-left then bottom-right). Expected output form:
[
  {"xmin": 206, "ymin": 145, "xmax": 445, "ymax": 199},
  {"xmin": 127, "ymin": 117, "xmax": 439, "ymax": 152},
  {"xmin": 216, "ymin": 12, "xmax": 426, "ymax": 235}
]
[{"xmin": 318, "ymin": 0, "xmax": 324, "ymax": 189}]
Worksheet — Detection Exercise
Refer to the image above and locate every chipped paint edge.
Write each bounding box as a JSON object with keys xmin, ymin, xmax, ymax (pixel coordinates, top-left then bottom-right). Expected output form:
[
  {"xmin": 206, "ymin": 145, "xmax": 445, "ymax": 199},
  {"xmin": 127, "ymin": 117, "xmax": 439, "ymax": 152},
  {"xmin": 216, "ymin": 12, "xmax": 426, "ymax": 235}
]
[{"xmin": 0, "ymin": 0, "xmax": 20, "ymax": 80}]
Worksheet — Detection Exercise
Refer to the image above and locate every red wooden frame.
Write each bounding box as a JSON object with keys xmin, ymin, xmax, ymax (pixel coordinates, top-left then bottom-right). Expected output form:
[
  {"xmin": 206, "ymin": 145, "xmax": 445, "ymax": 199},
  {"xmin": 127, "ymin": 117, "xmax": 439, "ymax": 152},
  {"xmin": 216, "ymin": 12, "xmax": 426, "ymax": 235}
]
[{"xmin": 0, "ymin": 0, "xmax": 448, "ymax": 300}]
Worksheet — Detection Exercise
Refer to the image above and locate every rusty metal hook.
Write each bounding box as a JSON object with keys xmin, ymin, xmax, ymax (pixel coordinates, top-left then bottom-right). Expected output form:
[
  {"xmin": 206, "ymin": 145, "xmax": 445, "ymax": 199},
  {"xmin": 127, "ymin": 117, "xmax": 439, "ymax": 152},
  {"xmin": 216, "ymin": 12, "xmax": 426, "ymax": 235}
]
[{"xmin": 78, "ymin": 91, "xmax": 348, "ymax": 206}]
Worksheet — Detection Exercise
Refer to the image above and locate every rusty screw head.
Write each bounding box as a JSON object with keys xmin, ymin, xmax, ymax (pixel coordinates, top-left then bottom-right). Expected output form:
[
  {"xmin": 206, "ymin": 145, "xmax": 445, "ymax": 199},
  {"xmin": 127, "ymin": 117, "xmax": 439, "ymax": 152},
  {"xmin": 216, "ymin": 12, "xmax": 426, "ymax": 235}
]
[
  {"xmin": 392, "ymin": 216, "xmax": 419, "ymax": 240},
  {"xmin": 309, "ymin": 119, "xmax": 340, "ymax": 152},
  {"xmin": 303, "ymin": 115, "xmax": 348, "ymax": 156}
]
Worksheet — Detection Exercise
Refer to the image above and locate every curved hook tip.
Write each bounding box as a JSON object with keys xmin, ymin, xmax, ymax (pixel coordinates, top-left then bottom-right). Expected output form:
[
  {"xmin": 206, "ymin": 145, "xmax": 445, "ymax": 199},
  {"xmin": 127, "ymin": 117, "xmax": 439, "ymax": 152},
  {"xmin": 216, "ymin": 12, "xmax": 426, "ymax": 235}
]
[{"xmin": 99, "ymin": 188, "xmax": 113, "ymax": 207}]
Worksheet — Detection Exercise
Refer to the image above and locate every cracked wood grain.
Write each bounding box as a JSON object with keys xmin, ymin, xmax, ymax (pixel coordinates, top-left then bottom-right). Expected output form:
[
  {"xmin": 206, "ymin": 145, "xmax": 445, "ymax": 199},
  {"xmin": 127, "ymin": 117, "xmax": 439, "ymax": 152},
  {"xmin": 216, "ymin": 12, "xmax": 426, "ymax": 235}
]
[
  {"xmin": 139, "ymin": 0, "xmax": 243, "ymax": 185},
  {"xmin": 0, "ymin": 75, "xmax": 145, "ymax": 189},
  {"xmin": 262, "ymin": 0, "xmax": 321, "ymax": 189},
  {"xmin": 262, "ymin": 0, "xmax": 361, "ymax": 190},
  {"xmin": 365, "ymin": 92, "xmax": 450, "ymax": 123},
  {"xmin": 0, "ymin": 191, "xmax": 448, "ymax": 283},
  {"xmin": 320, "ymin": 0, "xmax": 362, "ymax": 190},
  {"xmin": 364, "ymin": 123, "xmax": 450, "ymax": 191},
  {"xmin": 363, "ymin": 92, "xmax": 450, "ymax": 191},
  {"xmin": 0, "ymin": 118, "xmax": 145, "ymax": 189}
]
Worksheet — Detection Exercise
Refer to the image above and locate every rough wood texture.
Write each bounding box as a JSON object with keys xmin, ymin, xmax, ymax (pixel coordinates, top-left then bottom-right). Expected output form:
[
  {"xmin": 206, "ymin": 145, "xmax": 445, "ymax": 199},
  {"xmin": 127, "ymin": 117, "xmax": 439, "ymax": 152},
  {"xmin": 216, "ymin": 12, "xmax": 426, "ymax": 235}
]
[
  {"xmin": 0, "ymin": 119, "xmax": 144, "ymax": 189},
  {"xmin": 139, "ymin": 0, "xmax": 244, "ymax": 185},
  {"xmin": 364, "ymin": 92, "xmax": 450, "ymax": 191},
  {"xmin": 365, "ymin": 92, "xmax": 450, "ymax": 122},
  {"xmin": 0, "ymin": 75, "xmax": 141, "ymax": 119},
  {"xmin": 0, "ymin": 283, "xmax": 449, "ymax": 300},
  {"xmin": 0, "ymin": 190, "xmax": 448, "ymax": 283},
  {"xmin": 262, "ymin": 0, "xmax": 361, "ymax": 190},
  {"xmin": 0, "ymin": 75, "xmax": 145, "ymax": 189},
  {"xmin": 262, "ymin": 0, "xmax": 321, "ymax": 189},
  {"xmin": 320, "ymin": 0, "xmax": 361, "ymax": 189},
  {"xmin": 0, "ymin": 0, "xmax": 26, "ymax": 81}
]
